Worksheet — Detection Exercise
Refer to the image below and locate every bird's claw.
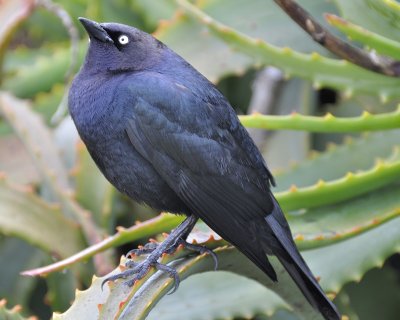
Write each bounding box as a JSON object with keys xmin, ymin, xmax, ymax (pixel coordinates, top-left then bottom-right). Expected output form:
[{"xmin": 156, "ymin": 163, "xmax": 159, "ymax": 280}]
[
  {"xmin": 181, "ymin": 240, "xmax": 219, "ymax": 271},
  {"xmin": 153, "ymin": 262, "xmax": 180, "ymax": 294},
  {"xmin": 121, "ymin": 261, "xmax": 180, "ymax": 294},
  {"xmin": 100, "ymin": 258, "xmax": 153, "ymax": 290},
  {"xmin": 127, "ymin": 242, "xmax": 159, "ymax": 257},
  {"xmin": 101, "ymin": 236, "xmax": 217, "ymax": 293},
  {"xmin": 127, "ymin": 238, "xmax": 218, "ymax": 270},
  {"xmin": 101, "ymin": 258, "xmax": 180, "ymax": 293}
]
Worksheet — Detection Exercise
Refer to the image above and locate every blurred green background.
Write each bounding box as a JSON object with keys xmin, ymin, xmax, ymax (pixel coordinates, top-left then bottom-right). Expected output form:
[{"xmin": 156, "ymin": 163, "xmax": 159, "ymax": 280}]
[{"xmin": 0, "ymin": 0, "xmax": 400, "ymax": 319}]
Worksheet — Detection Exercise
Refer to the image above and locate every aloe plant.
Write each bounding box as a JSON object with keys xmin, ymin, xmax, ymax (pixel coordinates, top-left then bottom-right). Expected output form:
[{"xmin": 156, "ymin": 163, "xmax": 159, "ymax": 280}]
[
  {"xmin": 0, "ymin": 0, "xmax": 399, "ymax": 319},
  {"xmin": 0, "ymin": 299, "xmax": 34, "ymax": 320}
]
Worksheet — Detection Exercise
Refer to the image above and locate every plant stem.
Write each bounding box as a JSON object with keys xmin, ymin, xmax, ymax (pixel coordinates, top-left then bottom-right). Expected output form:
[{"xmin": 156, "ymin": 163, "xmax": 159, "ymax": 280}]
[{"xmin": 239, "ymin": 107, "xmax": 400, "ymax": 132}]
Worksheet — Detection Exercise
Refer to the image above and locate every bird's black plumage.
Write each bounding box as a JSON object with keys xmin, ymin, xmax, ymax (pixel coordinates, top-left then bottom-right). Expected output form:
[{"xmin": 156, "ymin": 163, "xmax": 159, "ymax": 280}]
[{"xmin": 69, "ymin": 18, "xmax": 341, "ymax": 320}]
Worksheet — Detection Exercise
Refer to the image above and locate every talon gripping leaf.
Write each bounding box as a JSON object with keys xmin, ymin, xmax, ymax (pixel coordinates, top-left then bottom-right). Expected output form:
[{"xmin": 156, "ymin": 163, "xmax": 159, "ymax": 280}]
[{"xmin": 68, "ymin": 18, "xmax": 341, "ymax": 320}]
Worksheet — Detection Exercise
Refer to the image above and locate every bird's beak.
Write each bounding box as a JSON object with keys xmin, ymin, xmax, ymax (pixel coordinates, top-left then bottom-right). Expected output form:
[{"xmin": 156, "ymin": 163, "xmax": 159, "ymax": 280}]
[{"xmin": 78, "ymin": 17, "xmax": 114, "ymax": 44}]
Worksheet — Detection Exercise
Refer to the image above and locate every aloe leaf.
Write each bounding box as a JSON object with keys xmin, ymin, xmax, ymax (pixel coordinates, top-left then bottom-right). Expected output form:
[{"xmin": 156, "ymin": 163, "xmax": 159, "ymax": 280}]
[
  {"xmin": 3, "ymin": 44, "xmax": 60, "ymax": 76},
  {"xmin": 277, "ymin": 150, "xmax": 400, "ymax": 211},
  {"xmin": 108, "ymin": 250, "xmax": 310, "ymax": 320},
  {"xmin": 333, "ymin": 0, "xmax": 400, "ymax": 41},
  {"xmin": 32, "ymin": 171, "xmax": 399, "ymax": 276},
  {"xmin": 0, "ymin": 176, "xmax": 81, "ymax": 310},
  {"xmin": 174, "ymin": 0, "xmax": 400, "ymax": 101},
  {"xmin": 341, "ymin": 264, "xmax": 400, "ymax": 320},
  {"xmin": 0, "ymin": 238, "xmax": 44, "ymax": 308},
  {"xmin": 88, "ymin": 0, "xmax": 144, "ymax": 28},
  {"xmin": 260, "ymin": 78, "xmax": 313, "ymax": 172},
  {"xmin": 72, "ymin": 141, "xmax": 114, "ymax": 228},
  {"xmin": 132, "ymin": 0, "xmax": 176, "ymax": 31},
  {"xmin": 46, "ymin": 270, "xmax": 77, "ymax": 313},
  {"xmin": 53, "ymin": 116, "xmax": 80, "ymax": 170},
  {"xmin": 149, "ymin": 272, "xmax": 291, "ymax": 320},
  {"xmin": 33, "ymin": 83, "xmax": 65, "ymax": 123},
  {"xmin": 0, "ymin": 0, "xmax": 35, "ymax": 75},
  {"xmin": 0, "ymin": 92, "xmax": 106, "ymax": 257},
  {"xmin": 325, "ymin": 14, "xmax": 400, "ymax": 60},
  {"xmin": 0, "ymin": 92, "xmax": 70, "ymax": 195},
  {"xmin": 22, "ymin": 213, "xmax": 184, "ymax": 276},
  {"xmin": 333, "ymin": 290, "xmax": 360, "ymax": 320},
  {"xmin": 2, "ymin": 43, "xmax": 86, "ymax": 98},
  {"xmin": 23, "ymin": 129, "xmax": 400, "ymax": 275},
  {"xmin": 0, "ymin": 135, "xmax": 39, "ymax": 185},
  {"xmin": 274, "ymin": 130, "xmax": 400, "ymax": 191},
  {"xmin": 289, "ymin": 182, "xmax": 400, "ymax": 249},
  {"xmin": 54, "ymin": 244, "xmax": 319, "ymax": 320},
  {"xmin": 0, "ymin": 176, "xmax": 83, "ymax": 259},
  {"xmin": 308, "ymin": 217, "xmax": 400, "ymax": 294},
  {"xmin": 383, "ymin": 0, "xmax": 400, "ymax": 12},
  {"xmin": 56, "ymin": 214, "xmax": 400, "ymax": 320},
  {"xmin": 156, "ymin": 0, "xmax": 334, "ymax": 82},
  {"xmin": 239, "ymin": 107, "xmax": 400, "ymax": 132},
  {"xmin": 0, "ymin": 299, "xmax": 33, "ymax": 320}
]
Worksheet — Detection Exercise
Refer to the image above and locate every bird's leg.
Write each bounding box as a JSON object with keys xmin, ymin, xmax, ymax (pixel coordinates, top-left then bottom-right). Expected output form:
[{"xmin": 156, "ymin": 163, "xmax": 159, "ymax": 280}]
[
  {"xmin": 102, "ymin": 215, "xmax": 216, "ymax": 293},
  {"xmin": 128, "ymin": 241, "xmax": 159, "ymax": 256},
  {"xmin": 127, "ymin": 235, "xmax": 216, "ymax": 259},
  {"xmin": 166, "ymin": 238, "xmax": 218, "ymax": 269},
  {"xmin": 126, "ymin": 216, "xmax": 218, "ymax": 264}
]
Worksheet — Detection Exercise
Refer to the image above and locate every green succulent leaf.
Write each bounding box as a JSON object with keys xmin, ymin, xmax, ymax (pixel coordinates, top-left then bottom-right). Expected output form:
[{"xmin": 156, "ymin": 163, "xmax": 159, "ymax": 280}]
[
  {"xmin": 274, "ymin": 130, "xmax": 400, "ymax": 191},
  {"xmin": 2, "ymin": 43, "xmax": 86, "ymax": 98},
  {"xmin": 22, "ymin": 213, "xmax": 185, "ymax": 276},
  {"xmin": 0, "ymin": 92, "xmax": 70, "ymax": 195},
  {"xmin": 0, "ymin": 92, "xmax": 108, "ymax": 257},
  {"xmin": 0, "ymin": 299, "xmax": 34, "ymax": 320},
  {"xmin": 148, "ymin": 272, "xmax": 291, "ymax": 320},
  {"xmin": 239, "ymin": 107, "xmax": 400, "ymax": 132},
  {"xmin": 276, "ymin": 152, "xmax": 400, "ymax": 211},
  {"xmin": 24, "ymin": 139, "xmax": 400, "ymax": 276},
  {"xmin": 72, "ymin": 141, "xmax": 114, "ymax": 228},
  {"xmin": 308, "ymin": 217, "xmax": 400, "ymax": 294},
  {"xmin": 289, "ymin": 182, "xmax": 400, "ymax": 249},
  {"xmin": 53, "ymin": 242, "xmax": 320, "ymax": 320},
  {"xmin": 325, "ymin": 13, "xmax": 400, "ymax": 60},
  {"xmin": 132, "ymin": 0, "xmax": 176, "ymax": 31},
  {"xmin": 340, "ymin": 263, "xmax": 400, "ymax": 320},
  {"xmin": 333, "ymin": 0, "xmax": 400, "ymax": 41},
  {"xmin": 0, "ymin": 239, "xmax": 46, "ymax": 310},
  {"xmin": 55, "ymin": 212, "xmax": 400, "ymax": 320},
  {"xmin": 2, "ymin": 1, "xmax": 400, "ymax": 318},
  {"xmin": 174, "ymin": 0, "xmax": 400, "ymax": 100},
  {"xmin": 32, "ymin": 83, "xmax": 65, "ymax": 124},
  {"xmin": 0, "ymin": 176, "xmax": 84, "ymax": 259},
  {"xmin": 156, "ymin": 0, "xmax": 334, "ymax": 82},
  {"xmin": 0, "ymin": 135, "xmax": 39, "ymax": 185},
  {"xmin": 0, "ymin": 0, "xmax": 35, "ymax": 75}
]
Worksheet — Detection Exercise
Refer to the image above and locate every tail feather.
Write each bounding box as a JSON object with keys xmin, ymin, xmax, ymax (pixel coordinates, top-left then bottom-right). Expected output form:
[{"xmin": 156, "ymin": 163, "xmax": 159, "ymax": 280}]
[{"xmin": 265, "ymin": 198, "xmax": 341, "ymax": 320}]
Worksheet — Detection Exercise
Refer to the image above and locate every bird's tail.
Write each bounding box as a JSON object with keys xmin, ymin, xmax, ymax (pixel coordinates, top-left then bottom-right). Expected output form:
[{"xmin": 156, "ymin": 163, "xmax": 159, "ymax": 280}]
[{"xmin": 265, "ymin": 197, "xmax": 341, "ymax": 320}]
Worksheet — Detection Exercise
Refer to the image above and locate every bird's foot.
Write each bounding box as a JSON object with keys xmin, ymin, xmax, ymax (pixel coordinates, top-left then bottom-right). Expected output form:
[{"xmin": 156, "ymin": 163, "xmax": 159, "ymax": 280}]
[
  {"xmin": 101, "ymin": 215, "xmax": 217, "ymax": 293},
  {"xmin": 102, "ymin": 238, "xmax": 217, "ymax": 293},
  {"xmin": 127, "ymin": 238, "xmax": 218, "ymax": 267},
  {"xmin": 102, "ymin": 253, "xmax": 181, "ymax": 292}
]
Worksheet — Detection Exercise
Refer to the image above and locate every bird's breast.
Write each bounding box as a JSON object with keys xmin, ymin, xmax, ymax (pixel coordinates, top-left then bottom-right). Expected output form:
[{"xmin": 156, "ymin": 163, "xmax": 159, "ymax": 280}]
[
  {"xmin": 70, "ymin": 73, "xmax": 126, "ymax": 141},
  {"xmin": 68, "ymin": 72, "xmax": 188, "ymax": 213}
]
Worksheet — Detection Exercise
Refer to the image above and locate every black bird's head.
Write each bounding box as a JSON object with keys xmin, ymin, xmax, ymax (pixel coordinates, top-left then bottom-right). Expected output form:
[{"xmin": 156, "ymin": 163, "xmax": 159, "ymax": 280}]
[{"xmin": 79, "ymin": 17, "xmax": 165, "ymax": 73}]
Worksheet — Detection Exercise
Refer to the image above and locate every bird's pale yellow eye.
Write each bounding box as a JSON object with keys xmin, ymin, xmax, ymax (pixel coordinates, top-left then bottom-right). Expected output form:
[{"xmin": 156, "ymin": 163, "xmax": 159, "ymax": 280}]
[{"xmin": 118, "ymin": 35, "xmax": 129, "ymax": 45}]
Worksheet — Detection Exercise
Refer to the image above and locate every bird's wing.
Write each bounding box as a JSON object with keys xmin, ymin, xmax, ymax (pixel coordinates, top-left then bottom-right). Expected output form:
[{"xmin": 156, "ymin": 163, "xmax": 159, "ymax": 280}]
[
  {"xmin": 123, "ymin": 74, "xmax": 342, "ymax": 319},
  {"xmin": 123, "ymin": 73, "xmax": 277, "ymax": 279}
]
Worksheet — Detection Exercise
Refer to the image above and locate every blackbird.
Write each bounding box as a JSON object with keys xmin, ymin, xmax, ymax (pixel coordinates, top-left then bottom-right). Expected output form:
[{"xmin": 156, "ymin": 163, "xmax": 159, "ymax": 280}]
[{"xmin": 69, "ymin": 17, "xmax": 340, "ymax": 320}]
